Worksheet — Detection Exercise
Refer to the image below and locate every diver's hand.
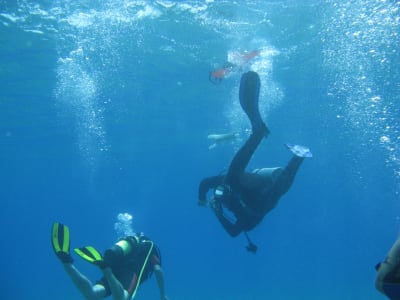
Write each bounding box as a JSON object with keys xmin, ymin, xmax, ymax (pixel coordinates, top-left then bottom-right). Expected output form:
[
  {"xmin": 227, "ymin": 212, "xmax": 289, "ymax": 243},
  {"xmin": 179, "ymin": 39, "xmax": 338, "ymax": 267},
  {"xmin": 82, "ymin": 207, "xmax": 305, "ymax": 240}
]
[{"xmin": 56, "ymin": 251, "xmax": 74, "ymax": 264}]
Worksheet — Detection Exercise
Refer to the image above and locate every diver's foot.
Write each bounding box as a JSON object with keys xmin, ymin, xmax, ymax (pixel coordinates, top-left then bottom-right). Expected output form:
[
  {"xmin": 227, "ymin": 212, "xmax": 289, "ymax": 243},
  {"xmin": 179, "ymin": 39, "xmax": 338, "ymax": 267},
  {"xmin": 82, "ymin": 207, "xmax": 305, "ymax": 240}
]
[{"xmin": 285, "ymin": 143, "xmax": 312, "ymax": 158}]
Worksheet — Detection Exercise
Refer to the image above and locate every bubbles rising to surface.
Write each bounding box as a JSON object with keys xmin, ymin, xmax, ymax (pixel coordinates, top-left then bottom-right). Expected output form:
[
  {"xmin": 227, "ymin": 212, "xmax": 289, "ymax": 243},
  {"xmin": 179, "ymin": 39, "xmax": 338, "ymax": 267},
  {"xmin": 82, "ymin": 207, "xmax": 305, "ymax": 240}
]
[
  {"xmin": 321, "ymin": 0, "xmax": 400, "ymax": 177},
  {"xmin": 114, "ymin": 212, "xmax": 135, "ymax": 238},
  {"xmin": 55, "ymin": 53, "xmax": 109, "ymax": 169}
]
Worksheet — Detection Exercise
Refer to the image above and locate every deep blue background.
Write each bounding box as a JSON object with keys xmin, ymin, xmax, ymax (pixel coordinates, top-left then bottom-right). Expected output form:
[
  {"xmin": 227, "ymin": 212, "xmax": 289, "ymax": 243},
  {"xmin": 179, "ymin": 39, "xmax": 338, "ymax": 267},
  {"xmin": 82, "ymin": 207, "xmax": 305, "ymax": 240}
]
[{"xmin": 1, "ymin": 1, "xmax": 399, "ymax": 299}]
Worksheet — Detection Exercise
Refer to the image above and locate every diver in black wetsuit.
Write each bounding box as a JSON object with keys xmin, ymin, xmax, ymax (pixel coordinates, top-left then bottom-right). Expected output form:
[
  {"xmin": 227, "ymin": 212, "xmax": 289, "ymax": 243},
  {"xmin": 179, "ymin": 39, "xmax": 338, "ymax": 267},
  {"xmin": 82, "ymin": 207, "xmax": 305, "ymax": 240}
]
[{"xmin": 198, "ymin": 71, "xmax": 312, "ymax": 251}]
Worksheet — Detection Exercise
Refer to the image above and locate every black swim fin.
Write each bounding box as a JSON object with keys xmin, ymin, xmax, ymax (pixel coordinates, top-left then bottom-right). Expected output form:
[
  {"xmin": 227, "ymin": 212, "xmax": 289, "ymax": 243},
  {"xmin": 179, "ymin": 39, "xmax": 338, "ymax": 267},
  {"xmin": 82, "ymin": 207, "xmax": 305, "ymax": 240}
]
[
  {"xmin": 51, "ymin": 222, "xmax": 73, "ymax": 263},
  {"xmin": 239, "ymin": 71, "xmax": 265, "ymax": 132}
]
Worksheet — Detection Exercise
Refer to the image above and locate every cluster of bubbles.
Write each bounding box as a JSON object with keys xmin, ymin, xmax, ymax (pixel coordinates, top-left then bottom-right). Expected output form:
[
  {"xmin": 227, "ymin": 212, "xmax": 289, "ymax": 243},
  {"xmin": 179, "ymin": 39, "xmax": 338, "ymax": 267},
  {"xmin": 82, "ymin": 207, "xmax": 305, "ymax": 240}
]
[
  {"xmin": 55, "ymin": 50, "xmax": 109, "ymax": 170},
  {"xmin": 114, "ymin": 212, "xmax": 135, "ymax": 238},
  {"xmin": 49, "ymin": 0, "xmax": 224, "ymax": 170},
  {"xmin": 225, "ymin": 46, "xmax": 283, "ymax": 140},
  {"xmin": 321, "ymin": 0, "xmax": 400, "ymax": 177},
  {"xmin": 0, "ymin": 0, "xmax": 166, "ymax": 170}
]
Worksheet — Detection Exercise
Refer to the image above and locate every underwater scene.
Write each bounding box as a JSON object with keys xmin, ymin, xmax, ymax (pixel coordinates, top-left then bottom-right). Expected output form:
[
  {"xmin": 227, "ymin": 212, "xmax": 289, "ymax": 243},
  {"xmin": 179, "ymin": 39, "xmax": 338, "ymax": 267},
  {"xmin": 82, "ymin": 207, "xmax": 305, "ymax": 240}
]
[{"xmin": 1, "ymin": 1, "xmax": 399, "ymax": 299}]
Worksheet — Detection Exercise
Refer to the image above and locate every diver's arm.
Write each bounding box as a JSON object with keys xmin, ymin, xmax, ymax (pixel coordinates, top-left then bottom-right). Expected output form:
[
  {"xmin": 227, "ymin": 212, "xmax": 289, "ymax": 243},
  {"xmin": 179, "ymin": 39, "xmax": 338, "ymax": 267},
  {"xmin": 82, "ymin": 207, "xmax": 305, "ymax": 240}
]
[
  {"xmin": 198, "ymin": 176, "xmax": 224, "ymax": 205},
  {"xmin": 101, "ymin": 267, "xmax": 129, "ymax": 300},
  {"xmin": 154, "ymin": 264, "xmax": 169, "ymax": 300}
]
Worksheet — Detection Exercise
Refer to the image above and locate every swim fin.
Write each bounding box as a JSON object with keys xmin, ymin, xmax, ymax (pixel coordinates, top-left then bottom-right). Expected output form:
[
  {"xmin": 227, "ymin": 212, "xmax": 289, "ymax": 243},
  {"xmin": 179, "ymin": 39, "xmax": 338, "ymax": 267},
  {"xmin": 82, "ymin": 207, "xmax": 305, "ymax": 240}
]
[
  {"xmin": 51, "ymin": 222, "xmax": 73, "ymax": 264},
  {"xmin": 285, "ymin": 143, "xmax": 313, "ymax": 158},
  {"xmin": 74, "ymin": 246, "xmax": 108, "ymax": 269},
  {"xmin": 239, "ymin": 71, "xmax": 264, "ymax": 131}
]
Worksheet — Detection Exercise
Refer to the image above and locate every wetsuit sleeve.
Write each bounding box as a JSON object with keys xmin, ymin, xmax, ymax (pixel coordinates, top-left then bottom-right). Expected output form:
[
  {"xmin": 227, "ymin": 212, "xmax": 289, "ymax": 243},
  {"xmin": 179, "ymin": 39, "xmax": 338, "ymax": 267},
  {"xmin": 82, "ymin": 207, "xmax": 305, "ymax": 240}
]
[
  {"xmin": 198, "ymin": 176, "xmax": 224, "ymax": 201},
  {"xmin": 214, "ymin": 209, "xmax": 242, "ymax": 237}
]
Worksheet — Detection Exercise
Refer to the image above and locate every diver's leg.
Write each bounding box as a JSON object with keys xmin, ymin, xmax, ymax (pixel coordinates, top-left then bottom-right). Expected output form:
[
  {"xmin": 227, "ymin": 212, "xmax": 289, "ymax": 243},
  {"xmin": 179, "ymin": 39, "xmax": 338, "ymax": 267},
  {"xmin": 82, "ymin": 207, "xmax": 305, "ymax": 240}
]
[
  {"xmin": 239, "ymin": 71, "xmax": 267, "ymax": 132},
  {"xmin": 225, "ymin": 126, "xmax": 267, "ymax": 187},
  {"xmin": 256, "ymin": 156, "xmax": 303, "ymax": 214},
  {"xmin": 63, "ymin": 264, "xmax": 107, "ymax": 299},
  {"xmin": 225, "ymin": 71, "xmax": 269, "ymax": 187},
  {"xmin": 270, "ymin": 143, "xmax": 312, "ymax": 198},
  {"xmin": 269, "ymin": 156, "xmax": 304, "ymax": 200},
  {"xmin": 259, "ymin": 143, "xmax": 312, "ymax": 213},
  {"xmin": 102, "ymin": 268, "xmax": 129, "ymax": 300}
]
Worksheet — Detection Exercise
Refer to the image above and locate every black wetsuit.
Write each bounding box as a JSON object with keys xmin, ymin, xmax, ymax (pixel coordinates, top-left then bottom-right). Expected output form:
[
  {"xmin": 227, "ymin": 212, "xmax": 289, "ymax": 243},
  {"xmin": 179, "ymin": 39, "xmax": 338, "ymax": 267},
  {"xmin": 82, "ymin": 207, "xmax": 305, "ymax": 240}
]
[{"xmin": 198, "ymin": 125, "xmax": 304, "ymax": 237}]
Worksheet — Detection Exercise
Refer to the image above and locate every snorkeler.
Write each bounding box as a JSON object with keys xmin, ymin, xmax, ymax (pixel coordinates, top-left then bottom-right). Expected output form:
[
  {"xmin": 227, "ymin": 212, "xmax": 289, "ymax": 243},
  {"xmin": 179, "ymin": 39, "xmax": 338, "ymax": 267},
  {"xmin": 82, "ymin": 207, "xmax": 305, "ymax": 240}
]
[
  {"xmin": 209, "ymin": 49, "xmax": 260, "ymax": 84},
  {"xmin": 51, "ymin": 222, "xmax": 169, "ymax": 300},
  {"xmin": 198, "ymin": 71, "xmax": 312, "ymax": 252},
  {"xmin": 207, "ymin": 132, "xmax": 240, "ymax": 150}
]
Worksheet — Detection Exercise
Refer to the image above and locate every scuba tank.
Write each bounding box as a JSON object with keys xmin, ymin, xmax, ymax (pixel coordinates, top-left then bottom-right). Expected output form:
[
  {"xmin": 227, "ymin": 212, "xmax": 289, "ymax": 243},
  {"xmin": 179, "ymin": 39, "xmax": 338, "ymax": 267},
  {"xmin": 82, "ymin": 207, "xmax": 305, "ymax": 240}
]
[
  {"xmin": 103, "ymin": 234, "xmax": 157, "ymax": 300},
  {"xmin": 103, "ymin": 235, "xmax": 140, "ymax": 266}
]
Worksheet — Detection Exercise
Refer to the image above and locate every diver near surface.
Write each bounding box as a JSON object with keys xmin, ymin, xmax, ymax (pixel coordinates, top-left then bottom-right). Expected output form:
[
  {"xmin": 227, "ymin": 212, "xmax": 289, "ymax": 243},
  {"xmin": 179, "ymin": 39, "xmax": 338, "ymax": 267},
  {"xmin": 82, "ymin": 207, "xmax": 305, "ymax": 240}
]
[
  {"xmin": 209, "ymin": 49, "xmax": 260, "ymax": 84},
  {"xmin": 376, "ymin": 237, "xmax": 400, "ymax": 299},
  {"xmin": 51, "ymin": 222, "xmax": 169, "ymax": 300},
  {"xmin": 198, "ymin": 71, "xmax": 312, "ymax": 252}
]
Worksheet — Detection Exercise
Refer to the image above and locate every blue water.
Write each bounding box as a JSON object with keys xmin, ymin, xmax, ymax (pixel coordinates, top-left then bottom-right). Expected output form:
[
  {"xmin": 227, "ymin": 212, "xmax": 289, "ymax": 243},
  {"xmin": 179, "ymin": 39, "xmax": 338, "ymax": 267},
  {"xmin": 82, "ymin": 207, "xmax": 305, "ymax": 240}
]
[{"xmin": 1, "ymin": 1, "xmax": 399, "ymax": 299}]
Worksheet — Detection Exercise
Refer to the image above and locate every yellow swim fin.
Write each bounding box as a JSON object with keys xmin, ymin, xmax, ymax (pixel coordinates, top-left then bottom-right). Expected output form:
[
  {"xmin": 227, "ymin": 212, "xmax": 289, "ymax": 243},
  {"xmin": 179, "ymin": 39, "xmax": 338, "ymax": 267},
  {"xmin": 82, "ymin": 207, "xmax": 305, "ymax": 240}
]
[
  {"xmin": 74, "ymin": 246, "xmax": 107, "ymax": 268},
  {"xmin": 51, "ymin": 222, "xmax": 73, "ymax": 263}
]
